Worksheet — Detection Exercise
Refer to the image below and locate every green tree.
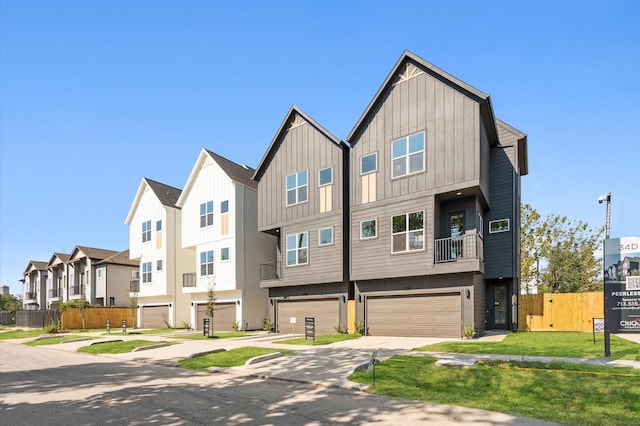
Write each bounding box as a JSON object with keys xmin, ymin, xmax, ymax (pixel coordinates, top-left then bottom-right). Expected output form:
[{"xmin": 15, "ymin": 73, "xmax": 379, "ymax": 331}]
[
  {"xmin": 0, "ymin": 293, "xmax": 22, "ymax": 312},
  {"xmin": 205, "ymin": 278, "xmax": 217, "ymax": 337},
  {"xmin": 521, "ymin": 204, "xmax": 603, "ymax": 293}
]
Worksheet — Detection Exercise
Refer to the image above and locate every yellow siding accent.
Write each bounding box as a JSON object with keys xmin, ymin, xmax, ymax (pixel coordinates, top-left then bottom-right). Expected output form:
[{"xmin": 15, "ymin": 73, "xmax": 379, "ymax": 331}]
[
  {"xmin": 361, "ymin": 173, "xmax": 376, "ymax": 203},
  {"xmin": 156, "ymin": 232, "xmax": 162, "ymax": 250},
  {"xmin": 320, "ymin": 185, "xmax": 333, "ymax": 213},
  {"xmin": 221, "ymin": 214, "xmax": 229, "ymax": 235},
  {"xmin": 347, "ymin": 300, "xmax": 356, "ymax": 334},
  {"xmin": 518, "ymin": 292, "xmax": 604, "ymax": 332}
]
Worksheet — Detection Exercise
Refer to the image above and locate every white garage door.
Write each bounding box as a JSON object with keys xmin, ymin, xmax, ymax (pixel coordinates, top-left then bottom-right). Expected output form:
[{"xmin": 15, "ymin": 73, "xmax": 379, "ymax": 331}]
[
  {"xmin": 196, "ymin": 303, "xmax": 236, "ymax": 332},
  {"xmin": 276, "ymin": 299, "xmax": 339, "ymax": 335},
  {"xmin": 366, "ymin": 293, "xmax": 461, "ymax": 338},
  {"xmin": 141, "ymin": 305, "xmax": 169, "ymax": 329}
]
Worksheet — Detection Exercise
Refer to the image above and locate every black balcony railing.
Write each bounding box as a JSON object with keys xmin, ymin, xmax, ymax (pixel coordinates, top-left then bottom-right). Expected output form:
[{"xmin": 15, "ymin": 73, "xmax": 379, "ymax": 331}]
[
  {"xmin": 70, "ymin": 285, "xmax": 84, "ymax": 296},
  {"xmin": 25, "ymin": 291, "xmax": 37, "ymax": 300},
  {"xmin": 260, "ymin": 262, "xmax": 282, "ymax": 281},
  {"xmin": 49, "ymin": 288, "xmax": 62, "ymax": 298},
  {"xmin": 130, "ymin": 280, "xmax": 140, "ymax": 293},
  {"xmin": 183, "ymin": 273, "xmax": 196, "ymax": 288}
]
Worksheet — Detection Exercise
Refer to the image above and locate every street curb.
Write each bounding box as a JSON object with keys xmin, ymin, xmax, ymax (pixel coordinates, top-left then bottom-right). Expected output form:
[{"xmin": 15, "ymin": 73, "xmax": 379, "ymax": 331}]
[
  {"xmin": 245, "ymin": 352, "xmax": 283, "ymax": 365},
  {"xmin": 132, "ymin": 343, "xmax": 170, "ymax": 352},
  {"xmin": 60, "ymin": 337, "xmax": 93, "ymax": 344},
  {"xmin": 187, "ymin": 348, "xmax": 226, "ymax": 359}
]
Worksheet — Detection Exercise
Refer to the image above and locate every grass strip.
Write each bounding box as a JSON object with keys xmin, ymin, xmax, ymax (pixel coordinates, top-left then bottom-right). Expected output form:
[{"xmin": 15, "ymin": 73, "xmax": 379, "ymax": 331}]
[
  {"xmin": 276, "ymin": 333, "xmax": 361, "ymax": 346},
  {"xmin": 77, "ymin": 339, "xmax": 176, "ymax": 354},
  {"xmin": 178, "ymin": 346, "xmax": 295, "ymax": 370}
]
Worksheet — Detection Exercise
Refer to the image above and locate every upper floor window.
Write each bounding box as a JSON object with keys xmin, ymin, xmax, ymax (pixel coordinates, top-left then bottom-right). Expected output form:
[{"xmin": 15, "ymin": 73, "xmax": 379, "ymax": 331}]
[
  {"xmin": 489, "ymin": 219, "xmax": 510, "ymax": 233},
  {"xmin": 361, "ymin": 153, "xmax": 377, "ymax": 175},
  {"xmin": 286, "ymin": 232, "xmax": 308, "ymax": 266},
  {"xmin": 319, "ymin": 227, "xmax": 333, "ymax": 246},
  {"xmin": 142, "ymin": 262, "xmax": 152, "ymax": 283},
  {"xmin": 286, "ymin": 170, "xmax": 308, "ymax": 206},
  {"xmin": 200, "ymin": 201, "xmax": 213, "ymax": 228},
  {"xmin": 360, "ymin": 219, "xmax": 377, "ymax": 240},
  {"xmin": 221, "ymin": 247, "xmax": 230, "ymax": 261},
  {"xmin": 392, "ymin": 211, "xmax": 425, "ymax": 253},
  {"xmin": 220, "ymin": 200, "xmax": 229, "ymax": 214},
  {"xmin": 156, "ymin": 220, "xmax": 162, "ymax": 231},
  {"xmin": 392, "ymin": 131, "xmax": 425, "ymax": 178},
  {"xmin": 142, "ymin": 220, "xmax": 151, "ymax": 243},
  {"xmin": 200, "ymin": 250, "xmax": 214, "ymax": 276},
  {"xmin": 319, "ymin": 167, "xmax": 333, "ymax": 186},
  {"xmin": 156, "ymin": 260, "xmax": 163, "ymax": 271}
]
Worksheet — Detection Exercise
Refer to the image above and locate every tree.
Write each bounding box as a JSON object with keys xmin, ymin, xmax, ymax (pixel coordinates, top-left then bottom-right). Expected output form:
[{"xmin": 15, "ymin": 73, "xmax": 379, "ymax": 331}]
[
  {"xmin": 77, "ymin": 299, "xmax": 90, "ymax": 330},
  {"xmin": 0, "ymin": 293, "xmax": 22, "ymax": 312},
  {"xmin": 127, "ymin": 292, "xmax": 138, "ymax": 330},
  {"xmin": 521, "ymin": 203, "xmax": 604, "ymax": 293},
  {"xmin": 205, "ymin": 278, "xmax": 217, "ymax": 337}
]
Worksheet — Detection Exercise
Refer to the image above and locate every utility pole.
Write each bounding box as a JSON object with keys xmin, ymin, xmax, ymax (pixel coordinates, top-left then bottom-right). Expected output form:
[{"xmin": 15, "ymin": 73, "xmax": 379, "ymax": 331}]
[{"xmin": 598, "ymin": 192, "xmax": 611, "ymax": 357}]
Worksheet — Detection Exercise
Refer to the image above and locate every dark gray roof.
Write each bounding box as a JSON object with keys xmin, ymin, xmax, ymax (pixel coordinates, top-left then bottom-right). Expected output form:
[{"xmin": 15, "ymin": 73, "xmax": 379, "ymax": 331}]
[
  {"xmin": 96, "ymin": 249, "xmax": 138, "ymax": 267},
  {"xmin": 144, "ymin": 178, "xmax": 183, "ymax": 207},
  {"xmin": 47, "ymin": 253, "xmax": 70, "ymax": 268},
  {"xmin": 70, "ymin": 246, "xmax": 120, "ymax": 263},
  {"xmin": 24, "ymin": 261, "xmax": 48, "ymax": 274},
  {"xmin": 205, "ymin": 150, "xmax": 257, "ymax": 189}
]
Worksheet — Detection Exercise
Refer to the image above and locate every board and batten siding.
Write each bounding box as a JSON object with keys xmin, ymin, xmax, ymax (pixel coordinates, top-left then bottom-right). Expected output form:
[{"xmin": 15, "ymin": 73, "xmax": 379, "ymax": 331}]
[
  {"xmin": 258, "ymin": 119, "xmax": 344, "ymax": 231},
  {"xmin": 349, "ymin": 62, "xmax": 482, "ymax": 206},
  {"xmin": 128, "ymin": 186, "xmax": 167, "ymax": 260}
]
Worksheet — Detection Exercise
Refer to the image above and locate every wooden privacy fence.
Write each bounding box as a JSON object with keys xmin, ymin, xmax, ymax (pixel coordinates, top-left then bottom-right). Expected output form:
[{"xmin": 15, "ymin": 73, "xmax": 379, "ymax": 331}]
[
  {"xmin": 61, "ymin": 307, "xmax": 136, "ymax": 330},
  {"xmin": 16, "ymin": 310, "xmax": 61, "ymax": 328},
  {"xmin": 518, "ymin": 292, "xmax": 603, "ymax": 332}
]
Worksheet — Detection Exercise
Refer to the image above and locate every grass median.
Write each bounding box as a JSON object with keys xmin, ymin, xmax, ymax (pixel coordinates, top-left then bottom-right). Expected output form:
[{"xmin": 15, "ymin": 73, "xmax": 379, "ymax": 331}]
[
  {"xmin": 178, "ymin": 346, "xmax": 295, "ymax": 371},
  {"xmin": 276, "ymin": 333, "xmax": 361, "ymax": 346},
  {"xmin": 77, "ymin": 339, "xmax": 177, "ymax": 354}
]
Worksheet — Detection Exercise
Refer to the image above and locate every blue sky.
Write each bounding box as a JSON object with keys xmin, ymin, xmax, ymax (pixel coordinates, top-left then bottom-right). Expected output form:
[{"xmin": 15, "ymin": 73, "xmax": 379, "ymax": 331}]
[{"xmin": 1, "ymin": 1, "xmax": 638, "ymax": 295}]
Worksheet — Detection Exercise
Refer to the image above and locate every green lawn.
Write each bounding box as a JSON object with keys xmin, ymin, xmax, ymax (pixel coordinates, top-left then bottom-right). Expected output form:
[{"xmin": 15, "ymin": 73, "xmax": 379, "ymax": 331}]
[
  {"xmin": 349, "ymin": 355, "xmax": 640, "ymax": 426},
  {"xmin": 0, "ymin": 329, "xmax": 48, "ymax": 339},
  {"xmin": 276, "ymin": 333, "xmax": 361, "ymax": 346},
  {"xmin": 25, "ymin": 336, "xmax": 95, "ymax": 346},
  {"xmin": 77, "ymin": 339, "xmax": 176, "ymax": 354},
  {"xmin": 170, "ymin": 331, "xmax": 255, "ymax": 340},
  {"xmin": 178, "ymin": 346, "xmax": 295, "ymax": 370},
  {"xmin": 417, "ymin": 332, "xmax": 640, "ymax": 360}
]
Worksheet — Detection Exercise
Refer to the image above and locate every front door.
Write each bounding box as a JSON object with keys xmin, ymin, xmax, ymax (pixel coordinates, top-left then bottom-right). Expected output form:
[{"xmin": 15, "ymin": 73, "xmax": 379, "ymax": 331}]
[{"xmin": 487, "ymin": 283, "xmax": 509, "ymax": 329}]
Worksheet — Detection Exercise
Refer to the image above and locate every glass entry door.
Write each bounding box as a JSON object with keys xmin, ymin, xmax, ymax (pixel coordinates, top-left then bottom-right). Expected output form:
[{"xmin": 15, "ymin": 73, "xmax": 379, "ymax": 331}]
[
  {"xmin": 487, "ymin": 284, "xmax": 508, "ymax": 329},
  {"xmin": 449, "ymin": 212, "xmax": 464, "ymax": 259}
]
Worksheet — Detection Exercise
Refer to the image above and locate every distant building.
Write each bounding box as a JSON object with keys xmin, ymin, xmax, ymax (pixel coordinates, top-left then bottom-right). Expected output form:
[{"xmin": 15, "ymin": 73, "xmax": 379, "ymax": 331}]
[{"xmin": 1, "ymin": 285, "xmax": 9, "ymax": 295}]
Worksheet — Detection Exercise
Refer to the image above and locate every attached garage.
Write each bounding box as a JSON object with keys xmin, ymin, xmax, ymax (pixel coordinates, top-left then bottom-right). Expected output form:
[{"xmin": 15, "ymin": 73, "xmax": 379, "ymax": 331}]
[
  {"xmin": 366, "ymin": 293, "xmax": 461, "ymax": 338},
  {"xmin": 141, "ymin": 305, "xmax": 169, "ymax": 329},
  {"xmin": 196, "ymin": 303, "xmax": 236, "ymax": 332},
  {"xmin": 276, "ymin": 298, "xmax": 339, "ymax": 335}
]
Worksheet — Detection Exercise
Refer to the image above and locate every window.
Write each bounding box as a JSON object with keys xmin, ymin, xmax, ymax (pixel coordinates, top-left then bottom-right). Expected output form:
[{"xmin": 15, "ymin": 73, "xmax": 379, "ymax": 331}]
[
  {"xmin": 489, "ymin": 219, "xmax": 510, "ymax": 233},
  {"xmin": 319, "ymin": 227, "xmax": 333, "ymax": 246},
  {"xmin": 477, "ymin": 213, "xmax": 483, "ymax": 238},
  {"xmin": 220, "ymin": 200, "xmax": 229, "ymax": 214},
  {"xmin": 392, "ymin": 131, "xmax": 425, "ymax": 178},
  {"xmin": 142, "ymin": 220, "xmax": 151, "ymax": 242},
  {"xmin": 220, "ymin": 200, "xmax": 230, "ymax": 235},
  {"xmin": 286, "ymin": 232, "xmax": 308, "ymax": 266},
  {"xmin": 392, "ymin": 211, "xmax": 425, "ymax": 253},
  {"xmin": 221, "ymin": 247, "xmax": 230, "ymax": 261},
  {"xmin": 319, "ymin": 167, "xmax": 333, "ymax": 186},
  {"xmin": 97, "ymin": 269, "xmax": 102, "ymax": 278},
  {"xmin": 286, "ymin": 170, "xmax": 308, "ymax": 206},
  {"xmin": 142, "ymin": 262, "xmax": 152, "ymax": 283},
  {"xmin": 156, "ymin": 220, "xmax": 162, "ymax": 231},
  {"xmin": 200, "ymin": 201, "xmax": 214, "ymax": 228},
  {"xmin": 156, "ymin": 260, "xmax": 163, "ymax": 271},
  {"xmin": 360, "ymin": 153, "xmax": 377, "ymax": 175},
  {"xmin": 200, "ymin": 250, "xmax": 214, "ymax": 276},
  {"xmin": 360, "ymin": 219, "xmax": 377, "ymax": 239}
]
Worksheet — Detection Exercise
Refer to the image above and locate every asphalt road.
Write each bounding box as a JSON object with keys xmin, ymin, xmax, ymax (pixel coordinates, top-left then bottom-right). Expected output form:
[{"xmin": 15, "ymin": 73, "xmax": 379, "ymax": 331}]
[{"xmin": 0, "ymin": 342, "xmax": 557, "ymax": 425}]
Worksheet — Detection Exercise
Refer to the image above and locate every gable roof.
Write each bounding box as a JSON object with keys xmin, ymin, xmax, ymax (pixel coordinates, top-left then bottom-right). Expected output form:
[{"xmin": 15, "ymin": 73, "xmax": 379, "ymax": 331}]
[
  {"xmin": 253, "ymin": 105, "xmax": 347, "ymax": 181},
  {"xmin": 176, "ymin": 149, "xmax": 257, "ymax": 207},
  {"xmin": 346, "ymin": 50, "xmax": 499, "ymax": 146},
  {"xmin": 95, "ymin": 249, "xmax": 138, "ymax": 267},
  {"xmin": 23, "ymin": 261, "xmax": 48, "ymax": 275},
  {"xmin": 496, "ymin": 119, "xmax": 529, "ymax": 176},
  {"xmin": 47, "ymin": 253, "xmax": 70, "ymax": 268},
  {"xmin": 68, "ymin": 246, "xmax": 119, "ymax": 263},
  {"xmin": 124, "ymin": 177, "xmax": 183, "ymax": 225}
]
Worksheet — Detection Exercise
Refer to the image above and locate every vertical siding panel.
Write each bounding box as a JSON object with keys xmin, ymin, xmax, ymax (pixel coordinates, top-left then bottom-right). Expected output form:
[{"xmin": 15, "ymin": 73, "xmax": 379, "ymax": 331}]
[
  {"xmin": 444, "ymin": 86, "xmax": 455, "ymax": 185},
  {"xmin": 454, "ymin": 93, "xmax": 465, "ymax": 183},
  {"xmin": 434, "ymin": 82, "xmax": 445, "ymax": 187}
]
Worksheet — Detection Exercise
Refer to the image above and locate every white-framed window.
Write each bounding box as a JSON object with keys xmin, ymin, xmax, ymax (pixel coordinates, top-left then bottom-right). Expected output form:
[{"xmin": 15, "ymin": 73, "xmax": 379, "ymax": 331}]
[
  {"xmin": 489, "ymin": 219, "xmax": 510, "ymax": 233},
  {"xmin": 142, "ymin": 220, "xmax": 151, "ymax": 243},
  {"xmin": 360, "ymin": 153, "xmax": 377, "ymax": 175},
  {"xmin": 156, "ymin": 220, "xmax": 162, "ymax": 231},
  {"xmin": 221, "ymin": 200, "xmax": 229, "ymax": 214},
  {"xmin": 156, "ymin": 260, "xmax": 163, "ymax": 271},
  {"xmin": 200, "ymin": 250, "xmax": 214, "ymax": 276},
  {"xmin": 477, "ymin": 213, "xmax": 484, "ymax": 238},
  {"xmin": 392, "ymin": 131, "xmax": 425, "ymax": 178},
  {"xmin": 286, "ymin": 170, "xmax": 308, "ymax": 206},
  {"xmin": 392, "ymin": 211, "xmax": 425, "ymax": 253},
  {"xmin": 286, "ymin": 232, "xmax": 308, "ymax": 266},
  {"xmin": 221, "ymin": 247, "xmax": 230, "ymax": 261},
  {"xmin": 360, "ymin": 219, "xmax": 377, "ymax": 240},
  {"xmin": 318, "ymin": 227, "xmax": 333, "ymax": 246},
  {"xmin": 319, "ymin": 167, "xmax": 333, "ymax": 186},
  {"xmin": 200, "ymin": 201, "xmax": 214, "ymax": 228},
  {"xmin": 142, "ymin": 262, "xmax": 152, "ymax": 283}
]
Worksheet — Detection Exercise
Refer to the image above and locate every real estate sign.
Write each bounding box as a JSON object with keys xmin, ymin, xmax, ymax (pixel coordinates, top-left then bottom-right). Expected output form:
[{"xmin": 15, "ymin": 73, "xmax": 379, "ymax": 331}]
[{"xmin": 604, "ymin": 237, "xmax": 640, "ymax": 333}]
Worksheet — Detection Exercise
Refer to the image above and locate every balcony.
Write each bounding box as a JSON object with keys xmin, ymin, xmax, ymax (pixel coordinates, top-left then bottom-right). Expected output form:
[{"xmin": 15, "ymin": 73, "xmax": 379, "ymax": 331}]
[
  {"xmin": 435, "ymin": 231, "xmax": 483, "ymax": 264},
  {"xmin": 260, "ymin": 262, "xmax": 282, "ymax": 281},
  {"xmin": 130, "ymin": 280, "xmax": 140, "ymax": 293},
  {"xmin": 49, "ymin": 288, "xmax": 62, "ymax": 299},
  {"xmin": 70, "ymin": 285, "xmax": 84, "ymax": 296},
  {"xmin": 182, "ymin": 273, "xmax": 196, "ymax": 288},
  {"xmin": 25, "ymin": 291, "xmax": 37, "ymax": 300}
]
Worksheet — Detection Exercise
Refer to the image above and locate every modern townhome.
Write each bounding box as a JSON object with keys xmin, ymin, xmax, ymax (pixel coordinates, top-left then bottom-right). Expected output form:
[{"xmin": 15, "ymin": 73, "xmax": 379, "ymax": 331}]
[
  {"xmin": 125, "ymin": 178, "xmax": 191, "ymax": 328},
  {"xmin": 93, "ymin": 249, "xmax": 139, "ymax": 307},
  {"xmin": 347, "ymin": 51, "xmax": 527, "ymax": 337},
  {"xmin": 253, "ymin": 106, "xmax": 350, "ymax": 334},
  {"xmin": 22, "ymin": 261, "xmax": 48, "ymax": 310},
  {"xmin": 176, "ymin": 149, "xmax": 275, "ymax": 331},
  {"xmin": 46, "ymin": 252, "xmax": 70, "ymax": 310},
  {"xmin": 67, "ymin": 245, "xmax": 120, "ymax": 304}
]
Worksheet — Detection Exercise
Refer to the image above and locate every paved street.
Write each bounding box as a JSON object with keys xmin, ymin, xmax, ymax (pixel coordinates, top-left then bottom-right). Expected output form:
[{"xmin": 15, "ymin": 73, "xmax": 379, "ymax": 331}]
[{"xmin": 0, "ymin": 339, "xmax": 558, "ymax": 425}]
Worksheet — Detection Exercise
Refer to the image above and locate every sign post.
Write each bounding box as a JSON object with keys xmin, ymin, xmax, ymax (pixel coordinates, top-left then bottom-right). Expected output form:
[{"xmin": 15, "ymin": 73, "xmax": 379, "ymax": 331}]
[
  {"xmin": 290, "ymin": 317, "xmax": 296, "ymax": 337},
  {"xmin": 592, "ymin": 318, "xmax": 604, "ymax": 344},
  {"xmin": 106, "ymin": 319, "xmax": 111, "ymax": 335},
  {"xmin": 367, "ymin": 350, "xmax": 379, "ymax": 386},
  {"xmin": 304, "ymin": 317, "xmax": 315, "ymax": 341}
]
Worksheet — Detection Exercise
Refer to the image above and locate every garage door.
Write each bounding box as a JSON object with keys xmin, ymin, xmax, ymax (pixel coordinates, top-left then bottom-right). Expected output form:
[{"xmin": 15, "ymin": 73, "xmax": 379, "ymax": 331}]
[
  {"xmin": 196, "ymin": 303, "xmax": 236, "ymax": 332},
  {"xmin": 141, "ymin": 305, "xmax": 169, "ymax": 329},
  {"xmin": 276, "ymin": 299, "xmax": 339, "ymax": 335},
  {"xmin": 366, "ymin": 293, "xmax": 461, "ymax": 337}
]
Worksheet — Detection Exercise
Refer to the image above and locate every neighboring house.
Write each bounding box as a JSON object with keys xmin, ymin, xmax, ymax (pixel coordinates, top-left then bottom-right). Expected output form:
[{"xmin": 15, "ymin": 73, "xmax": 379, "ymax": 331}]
[
  {"xmin": 22, "ymin": 261, "xmax": 48, "ymax": 310},
  {"xmin": 94, "ymin": 249, "xmax": 139, "ymax": 307},
  {"xmin": 46, "ymin": 253, "xmax": 70, "ymax": 309},
  {"xmin": 347, "ymin": 51, "xmax": 527, "ymax": 337},
  {"xmin": 176, "ymin": 149, "xmax": 275, "ymax": 331},
  {"xmin": 125, "ymin": 178, "xmax": 191, "ymax": 328},
  {"xmin": 253, "ymin": 106, "xmax": 350, "ymax": 334},
  {"xmin": 67, "ymin": 246, "xmax": 120, "ymax": 305}
]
